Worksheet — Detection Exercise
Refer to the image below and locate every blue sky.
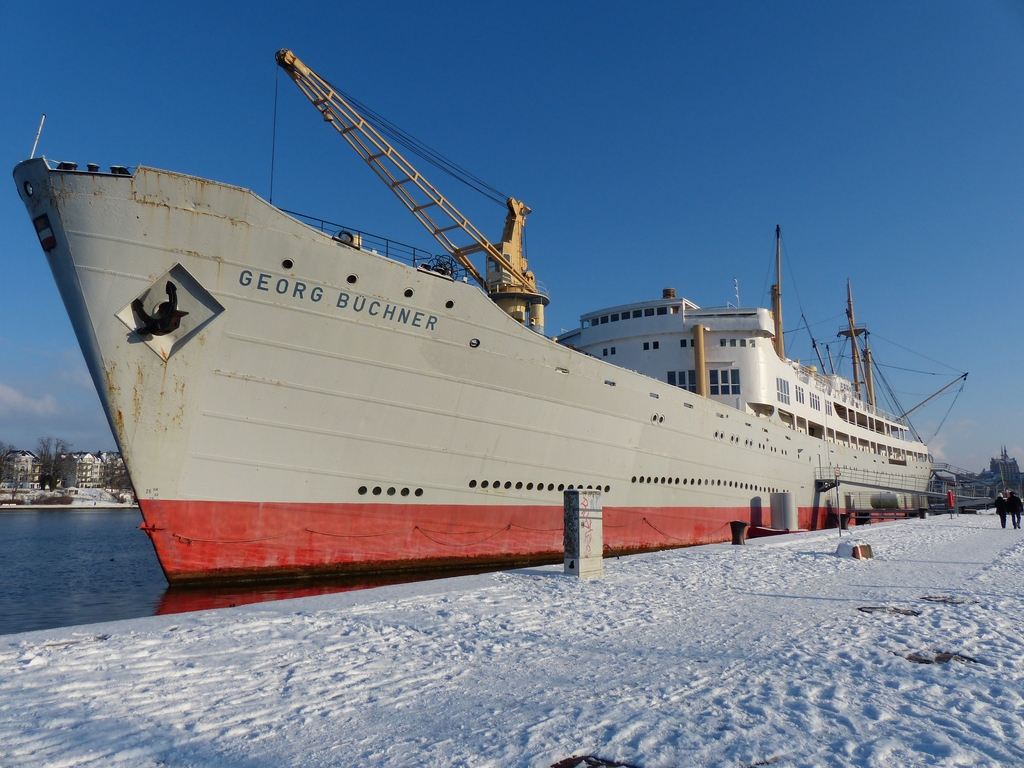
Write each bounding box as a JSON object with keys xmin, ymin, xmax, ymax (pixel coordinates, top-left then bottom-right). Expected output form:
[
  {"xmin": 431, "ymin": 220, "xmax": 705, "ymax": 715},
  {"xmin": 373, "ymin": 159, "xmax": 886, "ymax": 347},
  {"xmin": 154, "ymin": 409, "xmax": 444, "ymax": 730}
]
[{"xmin": 1, "ymin": 1, "xmax": 1022, "ymax": 471}]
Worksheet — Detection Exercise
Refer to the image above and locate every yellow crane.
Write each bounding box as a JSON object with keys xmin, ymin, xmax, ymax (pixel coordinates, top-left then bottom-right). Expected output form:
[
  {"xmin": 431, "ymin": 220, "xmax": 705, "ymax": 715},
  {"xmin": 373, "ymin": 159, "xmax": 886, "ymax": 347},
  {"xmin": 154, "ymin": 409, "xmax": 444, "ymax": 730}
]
[{"xmin": 275, "ymin": 49, "xmax": 548, "ymax": 333}]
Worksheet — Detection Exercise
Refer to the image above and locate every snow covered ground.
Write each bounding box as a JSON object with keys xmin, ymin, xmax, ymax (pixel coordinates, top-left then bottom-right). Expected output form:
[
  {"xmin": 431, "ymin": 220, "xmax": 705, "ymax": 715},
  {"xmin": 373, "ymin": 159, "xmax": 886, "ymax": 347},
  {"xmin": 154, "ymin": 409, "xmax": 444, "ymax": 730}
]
[
  {"xmin": 2, "ymin": 514, "xmax": 1023, "ymax": 767},
  {"xmin": 0, "ymin": 487, "xmax": 133, "ymax": 508}
]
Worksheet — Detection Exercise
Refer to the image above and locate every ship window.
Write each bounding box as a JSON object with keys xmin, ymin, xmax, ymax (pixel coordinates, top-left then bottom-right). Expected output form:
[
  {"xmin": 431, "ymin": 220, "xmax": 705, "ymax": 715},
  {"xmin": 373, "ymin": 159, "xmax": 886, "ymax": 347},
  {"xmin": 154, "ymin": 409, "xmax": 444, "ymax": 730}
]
[
  {"xmin": 358, "ymin": 486, "xmax": 368, "ymax": 495},
  {"xmin": 720, "ymin": 339, "xmax": 727, "ymax": 347},
  {"xmin": 826, "ymin": 401, "xmax": 833, "ymax": 416},
  {"xmin": 750, "ymin": 340, "xmax": 756, "ymax": 348},
  {"xmin": 680, "ymin": 339, "xmax": 687, "ymax": 347},
  {"xmin": 558, "ymin": 484, "xmax": 565, "ymax": 491},
  {"xmin": 809, "ymin": 393, "xmax": 821, "ymax": 411},
  {"xmin": 610, "ymin": 313, "xmax": 619, "ymax": 321},
  {"xmin": 730, "ymin": 339, "xmax": 736, "ymax": 347},
  {"xmin": 644, "ymin": 308, "xmax": 654, "ymax": 316},
  {"xmin": 347, "ymin": 274, "xmax": 358, "ymax": 284},
  {"xmin": 776, "ymin": 378, "xmax": 791, "ymax": 404},
  {"xmin": 795, "ymin": 386, "xmax": 805, "ymax": 405},
  {"xmin": 643, "ymin": 342, "xmax": 650, "ymax": 350},
  {"xmin": 610, "ymin": 347, "xmax": 616, "ymax": 355},
  {"xmin": 415, "ymin": 488, "xmax": 423, "ymax": 496},
  {"xmin": 481, "ymin": 480, "xmax": 489, "ymax": 488},
  {"xmin": 387, "ymin": 487, "xmax": 396, "ymax": 496},
  {"xmin": 600, "ymin": 316, "xmax": 609, "ymax": 324},
  {"xmin": 468, "ymin": 480, "xmax": 477, "ymax": 488},
  {"xmin": 657, "ymin": 307, "xmax": 667, "ymax": 315},
  {"xmin": 668, "ymin": 371, "xmax": 676, "ymax": 386},
  {"xmin": 372, "ymin": 486, "xmax": 382, "ymax": 495},
  {"xmin": 633, "ymin": 310, "xmax": 642, "ymax": 318},
  {"xmin": 740, "ymin": 339, "xmax": 746, "ymax": 347},
  {"xmin": 504, "ymin": 481, "xmax": 512, "ymax": 489},
  {"xmin": 548, "ymin": 483, "xmax": 555, "ymax": 491},
  {"xmin": 603, "ymin": 349, "xmax": 608, "ymax": 357},
  {"xmin": 653, "ymin": 341, "xmax": 660, "ymax": 349},
  {"xmin": 710, "ymin": 370, "xmax": 720, "ymax": 395},
  {"xmin": 446, "ymin": 300, "xmax": 454, "ymax": 309}
]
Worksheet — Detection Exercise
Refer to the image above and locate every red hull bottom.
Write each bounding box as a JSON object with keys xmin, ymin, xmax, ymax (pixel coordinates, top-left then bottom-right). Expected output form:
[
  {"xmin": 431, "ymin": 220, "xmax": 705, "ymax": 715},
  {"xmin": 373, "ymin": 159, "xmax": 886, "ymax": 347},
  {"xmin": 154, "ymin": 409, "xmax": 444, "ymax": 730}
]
[{"xmin": 139, "ymin": 499, "xmax": 824, "ymax": 583}]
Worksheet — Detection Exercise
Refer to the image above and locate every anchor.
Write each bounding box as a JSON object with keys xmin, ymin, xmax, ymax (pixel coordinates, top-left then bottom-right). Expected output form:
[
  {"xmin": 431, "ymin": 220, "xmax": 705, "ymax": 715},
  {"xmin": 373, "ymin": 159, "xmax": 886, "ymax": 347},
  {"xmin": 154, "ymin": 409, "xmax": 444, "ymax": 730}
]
[{"xmin": 131, "ymin": 281, "xmax": 188, "ymax": 337}]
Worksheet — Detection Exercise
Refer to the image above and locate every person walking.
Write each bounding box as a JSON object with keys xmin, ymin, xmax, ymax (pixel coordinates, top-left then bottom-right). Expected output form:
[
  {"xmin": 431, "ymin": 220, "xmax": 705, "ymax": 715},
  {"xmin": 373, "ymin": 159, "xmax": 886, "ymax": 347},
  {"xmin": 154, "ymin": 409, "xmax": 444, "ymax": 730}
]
[
  {"xmin": 995, "ymin": 493, "xmax": 1008, "ymax": 528},
  {"xmin": 1009, "ymin": 491, "xmax": 1023, "ymax": 530}
]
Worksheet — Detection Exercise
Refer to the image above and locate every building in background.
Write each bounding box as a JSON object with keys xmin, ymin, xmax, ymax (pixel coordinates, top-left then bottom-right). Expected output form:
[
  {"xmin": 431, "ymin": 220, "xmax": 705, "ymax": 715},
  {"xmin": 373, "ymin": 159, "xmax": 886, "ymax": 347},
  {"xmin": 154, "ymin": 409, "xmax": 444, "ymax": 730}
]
[{"xmin": 1, "ymin": 450, "xmax": 41, "ymax": 490}]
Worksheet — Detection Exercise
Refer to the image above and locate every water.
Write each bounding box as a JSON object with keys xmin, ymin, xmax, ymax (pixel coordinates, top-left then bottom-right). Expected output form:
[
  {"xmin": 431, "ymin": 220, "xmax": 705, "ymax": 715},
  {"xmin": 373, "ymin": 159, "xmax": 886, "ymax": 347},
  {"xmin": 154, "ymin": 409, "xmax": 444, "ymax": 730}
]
[
  {"xmin": 0, "ymin": 509, "xmax": 510, "ymax": 636},
  {"xmin": 0, "ymin": 509, "xmax": 165, "ymax": 635}
]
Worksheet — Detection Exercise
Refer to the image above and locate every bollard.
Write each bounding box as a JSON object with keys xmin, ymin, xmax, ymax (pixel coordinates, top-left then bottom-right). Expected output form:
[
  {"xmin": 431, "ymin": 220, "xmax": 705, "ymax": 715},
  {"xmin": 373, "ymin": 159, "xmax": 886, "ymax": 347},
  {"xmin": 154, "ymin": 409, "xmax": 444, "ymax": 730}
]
[
  {"xmin": 730, "ymin": 520, "xmax": 749, "ymax": 545},
  {"xmin": 564, "ymin": 489, "xmax": 603, "ymax": 578},
  {"xmin": 770, "ymin": 492, "xmax": 798, "ymax": 530}
]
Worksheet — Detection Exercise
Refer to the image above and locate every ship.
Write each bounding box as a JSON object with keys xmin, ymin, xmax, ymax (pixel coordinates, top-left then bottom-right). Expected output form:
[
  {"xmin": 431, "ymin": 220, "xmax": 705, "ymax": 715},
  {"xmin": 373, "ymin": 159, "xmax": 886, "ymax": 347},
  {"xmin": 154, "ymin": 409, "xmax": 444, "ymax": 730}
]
[{"xmin": 12, "ymin": 51, "xmax": 934, "ymax": 583}]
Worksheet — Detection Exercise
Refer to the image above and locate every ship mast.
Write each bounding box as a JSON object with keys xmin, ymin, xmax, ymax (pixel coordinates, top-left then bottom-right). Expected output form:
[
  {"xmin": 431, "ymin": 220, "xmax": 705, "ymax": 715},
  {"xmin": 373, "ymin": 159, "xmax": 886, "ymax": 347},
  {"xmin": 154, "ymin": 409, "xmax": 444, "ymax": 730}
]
[
  {"xmin": 840, "ymin": 279, "xmax": 867, "ymax": 401},
  {"xmin": 771, "ymin": 225, "xmax": 784, "ymax": 359},
  {"xmin": 275, "ymin": 49, "xmax": 549, "ymax": 333}
]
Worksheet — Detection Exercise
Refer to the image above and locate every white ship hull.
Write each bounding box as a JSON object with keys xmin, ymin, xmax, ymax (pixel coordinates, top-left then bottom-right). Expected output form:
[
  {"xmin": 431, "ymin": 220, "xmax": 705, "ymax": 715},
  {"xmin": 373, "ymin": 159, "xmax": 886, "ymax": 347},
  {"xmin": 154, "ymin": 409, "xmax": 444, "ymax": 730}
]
[{"xmin": 13, "ymin": 159, "xmax": 932, "ymax": 582}]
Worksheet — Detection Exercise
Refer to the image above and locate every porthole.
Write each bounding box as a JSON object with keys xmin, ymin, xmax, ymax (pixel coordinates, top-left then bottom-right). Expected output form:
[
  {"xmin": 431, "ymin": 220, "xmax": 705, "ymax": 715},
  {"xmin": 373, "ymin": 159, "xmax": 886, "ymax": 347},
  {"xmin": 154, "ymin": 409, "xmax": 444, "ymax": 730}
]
[
  {"xmin": 658, "ymin": 415, "xmax": 665, "ymax": 424},
  {"xmin": 558, "ymin": 484, "xmax": 565, "ymax": 492},
  {"xmin": 23, "ymin": 181, "xmax": 33, "ymax": 197},
  {"xmin": 653, "ymin": 477, "xmax": 659, "ymax": 484},
  {"xmin": 604, "ymin": 485, "xmax": 610, "ymax": 492},
  {"xmin": 547, "ymin": 483, "xmax": 555, "ymax": 491},
  {"xmin": 683, "ymin": 478, "xmax": 687, "ymax": 485},
  {"xmin": 652, "ymin": 414, "xmax": 658, "ymax": 423},
  {"xmin": 647, "ymin": 477, "xmax": 652, "ymax": 484},
  {"xmin": 587, "ymin": 485, "xmax": 593, "ymax": 490},
  {"xmin": 717, "ymin": 480, "xmax": 721, "ymax": 486},
  {"xmin": 675, "ymin": 478, "xmax": 680, "ymax": 484},
  {"xmin": 639, "ymin": 476, "xmax": 645, "ymax": 483},
  {"xmin": 515, "ymin": 481, "xmax": 523, "ymax": 489},
  {"xmin": 632, "ymin": 476, "xmax": 637, "ymax": 483},
  {"xmin": 469, "ymin": 480, "xmax": 477, "ymax": 488},
  {"xmin": 414, "ymin": 488, "xmax": 423, "ymax": 496},
  {"xmin": 282, "ymin": 259, "xmax": 294, "ymax": 270},
  {"xmin": 697, "ymin": 479, "xmax": 702, "ymax": 486},
  {"xmin": 372, "ymin": 486, "xmax": 382, "ymax": 495},
  {"xmin": 481, "ymin": 480, "xmax": 489, "ymax": 489},
  {"xmin": 404, "ymin": 288, "xmax": 414, "ymax": 298},
  {"xmin": 401, "ymin": 488, "xmax": 410, "ymax": 496},
  {"xmin": 358, "ymin": 486, "xmax": 368, "ymax": 495},
  {"xmin": 504, "ymin": 481, "xmax": 512, "ymax": 489},
  {"xmin": 568, "ymin": 484, "xmax": 574, "ymax": 490},
  {"xmin": 661, "ymin": 477, "xmax": 666, "ymax": 484},
  {"xmin": 387, "ymin": 487, "xmax": 396, "ymax": 496},
  {"xmin": 469, "ymin": 338, "xmax": 481, "ymax": 348},
  {"xmin": 445, "ymin": 300, "xmax": 454, "ymax": 309},
  {"xmin": 526, "ymin": 482, "xmax": 533, "ymax": 490},
  {"xmin": 346, "ymin": 274, "xmax": 358, "ymax": 284},
  {"xmin": 494, "ymin": 480, "xmax": 500, "ymax": 488}
]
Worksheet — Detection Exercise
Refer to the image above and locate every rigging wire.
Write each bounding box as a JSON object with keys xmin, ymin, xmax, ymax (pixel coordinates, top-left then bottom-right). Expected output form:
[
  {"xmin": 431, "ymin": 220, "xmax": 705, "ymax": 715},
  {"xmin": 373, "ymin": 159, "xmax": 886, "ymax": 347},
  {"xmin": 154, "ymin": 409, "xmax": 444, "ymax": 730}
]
[
  {"xmin": 925, "ymin": 380, "xmax": 966, "ymax": 444},
  {"xmin": 874, "ymin": 363, "xmax": 946, "ymax": 375},
  {"xmin": 269, "ymin": 66, "xmax": 279, "ymax": 204},
  {"xmin": 325, "ymin": 77, "xmax": 509, "ymax": 207},
  {"xmin": 867, "ymin": 332, "xmax": 965, "ymax": 375}
]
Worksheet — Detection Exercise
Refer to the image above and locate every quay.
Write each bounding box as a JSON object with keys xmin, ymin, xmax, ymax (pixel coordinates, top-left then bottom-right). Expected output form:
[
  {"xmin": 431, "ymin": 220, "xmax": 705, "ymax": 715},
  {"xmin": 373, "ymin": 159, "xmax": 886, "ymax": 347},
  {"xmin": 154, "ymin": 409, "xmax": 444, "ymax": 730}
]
[{"xmin": 2, "ymin": 515, "xmax": 1022, "ymax": 766}]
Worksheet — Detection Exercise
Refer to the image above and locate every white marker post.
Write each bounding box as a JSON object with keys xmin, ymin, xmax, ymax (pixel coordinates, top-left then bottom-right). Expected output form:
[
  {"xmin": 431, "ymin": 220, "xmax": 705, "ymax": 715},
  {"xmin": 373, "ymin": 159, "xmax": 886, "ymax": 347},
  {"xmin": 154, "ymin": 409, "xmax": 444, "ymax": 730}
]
[{"xmin": 564, "ymin": 489, "xmax": 603, "ymax": 578}]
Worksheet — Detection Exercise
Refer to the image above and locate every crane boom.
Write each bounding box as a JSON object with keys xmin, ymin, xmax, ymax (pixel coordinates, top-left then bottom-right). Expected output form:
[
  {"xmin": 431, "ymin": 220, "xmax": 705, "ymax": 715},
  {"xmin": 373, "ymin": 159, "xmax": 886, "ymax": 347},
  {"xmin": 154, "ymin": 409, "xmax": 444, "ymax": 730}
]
[{"xmin": 275, "ymin": 49, "xmax": 548, "ymax": 331}]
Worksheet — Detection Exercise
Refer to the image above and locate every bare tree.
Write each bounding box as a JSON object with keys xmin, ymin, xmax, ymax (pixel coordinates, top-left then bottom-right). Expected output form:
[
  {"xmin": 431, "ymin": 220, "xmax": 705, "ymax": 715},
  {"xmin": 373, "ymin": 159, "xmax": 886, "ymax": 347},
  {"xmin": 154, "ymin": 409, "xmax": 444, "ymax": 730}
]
[
  {"xmin": 36, "ymin": 437, "xmax": 72, "ymax": 491},
  {"xmin": 0, "ymin": 440, "xmax": 12, "ymax": 498}
]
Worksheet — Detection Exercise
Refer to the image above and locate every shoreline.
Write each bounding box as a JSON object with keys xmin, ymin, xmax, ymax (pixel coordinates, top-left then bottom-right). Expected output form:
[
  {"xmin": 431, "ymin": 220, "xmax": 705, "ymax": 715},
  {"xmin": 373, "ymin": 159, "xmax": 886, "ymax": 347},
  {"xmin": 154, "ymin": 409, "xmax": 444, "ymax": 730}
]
[{"xmin": 0, "ymin": 504, "xmax": 139, "ymax": 512}]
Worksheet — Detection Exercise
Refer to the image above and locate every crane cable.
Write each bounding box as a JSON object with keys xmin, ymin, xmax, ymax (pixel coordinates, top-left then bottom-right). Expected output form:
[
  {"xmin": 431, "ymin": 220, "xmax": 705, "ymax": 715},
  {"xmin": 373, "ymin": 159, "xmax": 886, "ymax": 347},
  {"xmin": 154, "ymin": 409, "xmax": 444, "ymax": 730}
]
[{"xmin": 328, "ymin": 80, "xmax": 509, "ymax": 207}]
